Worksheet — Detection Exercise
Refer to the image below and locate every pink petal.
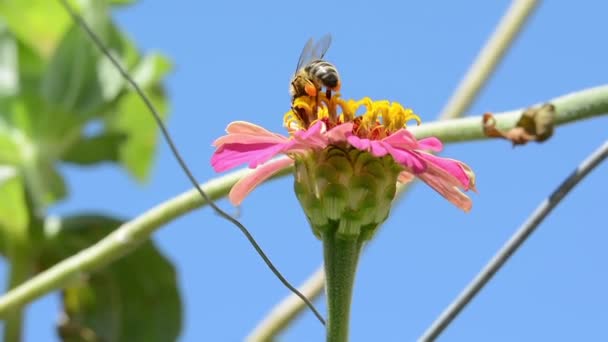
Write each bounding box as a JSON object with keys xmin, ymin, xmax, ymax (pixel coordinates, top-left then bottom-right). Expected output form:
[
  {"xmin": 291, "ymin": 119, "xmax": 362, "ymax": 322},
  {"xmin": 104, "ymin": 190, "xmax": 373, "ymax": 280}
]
[
  {"xmin": 347, "ymin": 135, "xmax": 371, "ymax": 151},
  {"xmin": 213, "ymin": 121, "xmax": 289, "ymax": 147},
  {"xmin": 418, "ymin": 153, "xmax": 472, "ymax": 189},
  {"xmin": 211, "ymin": 142, "xmax": 288, "ymax": 172},
  {"xmin": 229, "ymin": 158, "xmax": 294, "ymax": 205},
  {"xmin": 226, "ymin": 121, "xmax": 284, "ymax": 138},
  {"xmin": 326, "ymin": 123, "xmax": 354, "ymax": 142},
  {"xmin": 293, "ymin": 121, "xmax": 329, "ymax": 149},
  {"xmin": 370, "ymin": 141, "xmax": 389, "ymax": 156},
  {"xmin": 383, "ymin": 144, "xmax": 427, "ymax": 173},
  {"xmin": 381, "ymin": 129, "xmax": 419, "ymax": 149},
  {"xmin": 417, "ymin": 167, "xmax": 472, "ymax": 212},
  {"xmin": 213, "ymin": 133, "xmax": 289, "ymax": 147},
  {"xmin": 398, "ymin": 171, "xmax": 415, "ymax": 184},
  {"xmin": 417, "ymin": 137, "xmax": 443, "ymax": 152}
]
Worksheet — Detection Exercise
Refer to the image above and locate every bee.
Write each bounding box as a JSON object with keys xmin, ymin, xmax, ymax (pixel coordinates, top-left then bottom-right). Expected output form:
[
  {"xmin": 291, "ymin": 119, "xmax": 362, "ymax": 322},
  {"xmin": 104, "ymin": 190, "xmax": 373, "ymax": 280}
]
[{"xmin": 290, "ymin": 34, "xmax": 341, "ymax": 102}]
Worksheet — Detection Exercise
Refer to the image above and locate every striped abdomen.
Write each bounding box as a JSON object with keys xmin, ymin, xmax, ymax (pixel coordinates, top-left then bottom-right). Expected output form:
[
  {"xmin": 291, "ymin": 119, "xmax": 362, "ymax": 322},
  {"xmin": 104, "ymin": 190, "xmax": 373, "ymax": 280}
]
[{"xmin": 304, "ymin": 59, "xmax": 340, "ymax": 89}]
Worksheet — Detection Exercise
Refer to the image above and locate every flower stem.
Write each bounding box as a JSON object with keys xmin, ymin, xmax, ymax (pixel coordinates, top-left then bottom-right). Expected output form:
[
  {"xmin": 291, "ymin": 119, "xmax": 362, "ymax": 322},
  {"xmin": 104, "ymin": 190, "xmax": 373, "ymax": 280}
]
[{"xmin": 322, "ymin": 230, "xmax": 364, "ymax": 342}]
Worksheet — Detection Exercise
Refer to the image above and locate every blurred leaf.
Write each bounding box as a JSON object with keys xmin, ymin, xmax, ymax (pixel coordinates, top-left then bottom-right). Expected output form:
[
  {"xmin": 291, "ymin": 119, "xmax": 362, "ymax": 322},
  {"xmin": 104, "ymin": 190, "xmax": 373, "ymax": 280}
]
[
  {"xmin": 21, "ymin": 158, "xmax": 67, "ymax": 208},
  {"xmin": 132, "ymin": 53, "xmax": 172, "ymax": 89},
  {"xmin": 62, "ymin": 132, "xmax": 126, "ymax": 165},
  {"xmin": 0, "ymin": 21, "xmax": 18, "ymax": 97},
  {"xmin": 0, "ymin": 166, "xmax": 29, "ymax": 251},
  {"xmin": 107, "ymin": 89, "xmax": 168, "ymax": 181},
  {"xmin": 39, "ymin": 161, "xmax": 67, "ymax": 204},
  {"xmin": 15, "ymin": 34, "xmax": 44, "ymax": 98},
  {"xmin": 109, "ymin": 0, "xmax": 137, "ymax": 5},
  {"xmin": 3, "ymin": 37, "xmax": 44, "ymax": 136},
  {"xmin": 0, "ymin": 131, "xmax": 19, "ymax": 164},
  {"xmin": 40, "ymin": 0, "xmax": 139, "ymax": 115},
  {"xmin": 40, "ymin": 214, "xmax": 182, "ymax": 342},
  {"xmin": 41, "ymin": 23, "xmax": 106, "ymax": 117},
  {"xmin": 0, "ymin": 0, "xmax": 72, "ymax": 57}
]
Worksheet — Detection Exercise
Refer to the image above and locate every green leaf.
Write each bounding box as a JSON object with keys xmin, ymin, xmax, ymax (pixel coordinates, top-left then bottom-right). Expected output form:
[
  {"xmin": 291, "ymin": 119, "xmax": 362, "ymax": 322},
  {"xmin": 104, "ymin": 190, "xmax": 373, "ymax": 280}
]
[
  {"xmin": 0, "ymin": 0, "xmax": 72, "ymax": 57},
  {"xmin": 41, "ymin": 23, "xmax": 106, "ymax": 117},
  {"xmin": 109, "ymin": 0, "xmax": 137, "ymax": 5},
  {"xmin": 41, "ymin": 214, "xmax": 182, "ymax": 342},
  {"xmin": 0, "ymin": 134, "xmax": 19, "ymax": 164},
  {"xmin": 61, "ymin": 132, "xmax": 127, "ymax": 165},
  {"xmin": 39, "ymin": 161, "xmax": 68, "ymax": 204},
  {"xmin": 0, "ymin": 117, "xmax": 20, "ymax": 164},
  {"xmin": 0, "ymin": 166, "xmax": 29, "ymax": 252},
  {"xmin": 107, "ymin": 89, "xmax": 168, "ymax": 181},
  {"xmin": 40, "ymin": 1, "xmax": 137, "ymax": 114},
  {"xmin": 132, "ymin": 53, "xmax": 173, "ymax": 89},
  {"xmin": 0, "ymin": 21, "xmax": 18, "ymax": 97},
  {"xmin": 20, "ymin": 156, "xmax": 67, "ymax": 208},
  {"xmin": 2, "ymin": 38, "xmax": 45, "ymax": 137}
]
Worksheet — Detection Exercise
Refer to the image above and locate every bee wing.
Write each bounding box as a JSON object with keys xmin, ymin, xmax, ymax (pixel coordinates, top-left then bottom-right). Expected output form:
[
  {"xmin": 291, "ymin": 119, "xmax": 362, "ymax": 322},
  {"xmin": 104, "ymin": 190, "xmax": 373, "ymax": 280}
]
[
  {"xmin": 313, "ymin": 33, "xmax": 332, "ymax": 60},
  {"xmin": 294, "ymin": 34, "xmax": 333, "ymax": 73},
  {"xmin": 295, "ymin": 37, "xmax": 315, "ymax": 73}
]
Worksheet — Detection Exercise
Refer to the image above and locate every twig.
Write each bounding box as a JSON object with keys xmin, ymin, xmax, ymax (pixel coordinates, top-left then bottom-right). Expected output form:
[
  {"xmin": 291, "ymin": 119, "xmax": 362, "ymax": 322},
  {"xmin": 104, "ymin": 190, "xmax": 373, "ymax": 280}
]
[
  {"xmin": 410, "ymin": 85, "xmax": 608, "ymax": 143},
  {"xmin": 438, "ymin": 0, "xmax": 538, "ymax": 120},
  {"xmin": 246, "ymin": 268, "xmax": 326, "ymax": 341},
  {"xmin": 418, "ymin": 140, "xmax": 608, "ymax": 341}
]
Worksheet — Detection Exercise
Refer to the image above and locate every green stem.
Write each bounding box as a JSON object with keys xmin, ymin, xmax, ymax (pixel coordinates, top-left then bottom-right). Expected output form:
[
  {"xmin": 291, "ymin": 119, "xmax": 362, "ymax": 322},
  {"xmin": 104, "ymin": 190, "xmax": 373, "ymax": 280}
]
[
  {"xmin": 322, "ymin": 230, "xmax": 363, "ymax": 342},
  {"xmin": 438, "ymin": 0, "xmax": 539, "ymax": 120},
  {"xmin": 412, "ymin": 85, "xmax": 608, "ymax": 143},
  {"xmin": 4, "ymin": 249, "xmax": 33, "ymax": 342}
]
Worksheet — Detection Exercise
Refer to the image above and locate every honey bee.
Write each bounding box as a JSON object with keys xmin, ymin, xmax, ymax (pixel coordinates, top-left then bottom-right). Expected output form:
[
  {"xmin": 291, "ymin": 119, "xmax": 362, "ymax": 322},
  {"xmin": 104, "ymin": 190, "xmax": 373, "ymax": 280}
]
[{"xmin": 290, "ymin": 34, "xmax": 341, "ymax": 102}]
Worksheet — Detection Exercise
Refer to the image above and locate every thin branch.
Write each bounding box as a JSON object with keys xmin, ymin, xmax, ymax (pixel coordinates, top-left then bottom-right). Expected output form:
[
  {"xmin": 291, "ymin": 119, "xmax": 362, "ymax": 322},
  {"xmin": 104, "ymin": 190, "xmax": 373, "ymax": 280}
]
[
  {"xmin": 411, "ymin": 85, "xmax": 608, "ymax": 142},
  {"xmin": 438, "ymin": 0, "xmax": 539, "ymax": 120},
  {"xmin": 57, "ymin": 0, "xmax": 325, "ymax": 324},
  {"xmin": 0, "ymin": 85, "xmax": 606, "ymax": 316},
  {"xmin": 246, "ymin": 268, "xmax": 326, "ymax": 342},
  {"xmin": 419, "ymin": 140, "xmax": 608, "ymax": 341}
]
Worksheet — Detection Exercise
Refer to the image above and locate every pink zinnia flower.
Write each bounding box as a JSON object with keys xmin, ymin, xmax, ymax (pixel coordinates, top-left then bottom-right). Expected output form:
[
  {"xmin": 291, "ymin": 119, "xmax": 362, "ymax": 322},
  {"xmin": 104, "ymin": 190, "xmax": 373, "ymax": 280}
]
[{"xmin": 212, "ymin": 94, "xmax": 476, "ymax": 216}]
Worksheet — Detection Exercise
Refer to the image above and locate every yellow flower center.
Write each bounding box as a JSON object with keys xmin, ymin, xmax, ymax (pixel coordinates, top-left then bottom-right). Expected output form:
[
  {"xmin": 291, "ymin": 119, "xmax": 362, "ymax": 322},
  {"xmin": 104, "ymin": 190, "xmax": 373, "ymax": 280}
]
[{"xmin": 284, "ymin": 93, "xmax": 421, "ymax": 139}]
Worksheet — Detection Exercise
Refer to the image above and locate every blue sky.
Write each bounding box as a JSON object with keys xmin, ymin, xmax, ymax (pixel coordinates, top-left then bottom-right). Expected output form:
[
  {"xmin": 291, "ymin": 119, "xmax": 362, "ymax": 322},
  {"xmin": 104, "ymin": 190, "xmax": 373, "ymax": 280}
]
[{"xmin": 4, "ymin": 1, "xmax": 608, "ymax": 341}]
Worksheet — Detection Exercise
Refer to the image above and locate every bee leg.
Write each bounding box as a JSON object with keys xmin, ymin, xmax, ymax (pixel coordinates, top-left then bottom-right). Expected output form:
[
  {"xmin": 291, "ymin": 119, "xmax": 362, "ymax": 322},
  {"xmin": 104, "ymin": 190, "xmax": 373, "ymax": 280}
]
[
  {"xmin": 326, "ymin": 88, "xmax": 332, "ymax": 100},
  {"xmin": 304, "ymin": 82, "xmax": 317, "ymax": 97},
  {"xmin": 292, "ymin": 105, "xmax": 309, "ymax": 127}
]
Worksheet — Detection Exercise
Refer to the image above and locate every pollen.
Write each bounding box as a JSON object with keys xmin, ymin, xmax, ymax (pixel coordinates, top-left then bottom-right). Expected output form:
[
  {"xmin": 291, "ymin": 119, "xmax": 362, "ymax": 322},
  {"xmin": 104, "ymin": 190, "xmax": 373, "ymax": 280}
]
[{"xmin": 284, "ymin": 94, "xmax": 421, "ymax": 139}]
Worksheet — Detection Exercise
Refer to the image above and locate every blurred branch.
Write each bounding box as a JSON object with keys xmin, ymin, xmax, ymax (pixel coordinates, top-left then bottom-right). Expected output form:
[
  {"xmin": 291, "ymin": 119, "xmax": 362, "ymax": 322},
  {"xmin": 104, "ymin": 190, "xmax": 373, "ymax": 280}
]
[
  {"xmin": 438, "ymin": 0, "xmax": 538, "ymax": 119},
  {"xmin": 419, "ymin": 140, "xmax": 608, "ymax": 341},
  {"xmin": 0, "ymin": 166, "xmax": 291, "ymax": 316},
  {"xmin": 0, "ymin": 84, "xmax": 607, "ymax": 316},
  {"xmin": 246, "ymin": 267, "xmax": 326, "ymax": 342}
]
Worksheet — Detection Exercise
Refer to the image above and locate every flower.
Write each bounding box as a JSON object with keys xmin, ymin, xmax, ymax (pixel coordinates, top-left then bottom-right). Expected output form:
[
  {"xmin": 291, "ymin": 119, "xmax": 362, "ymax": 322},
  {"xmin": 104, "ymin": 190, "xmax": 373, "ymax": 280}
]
[{"xmin": 211, "ymin": 94, "xmax": 475, "ymax": 237}]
